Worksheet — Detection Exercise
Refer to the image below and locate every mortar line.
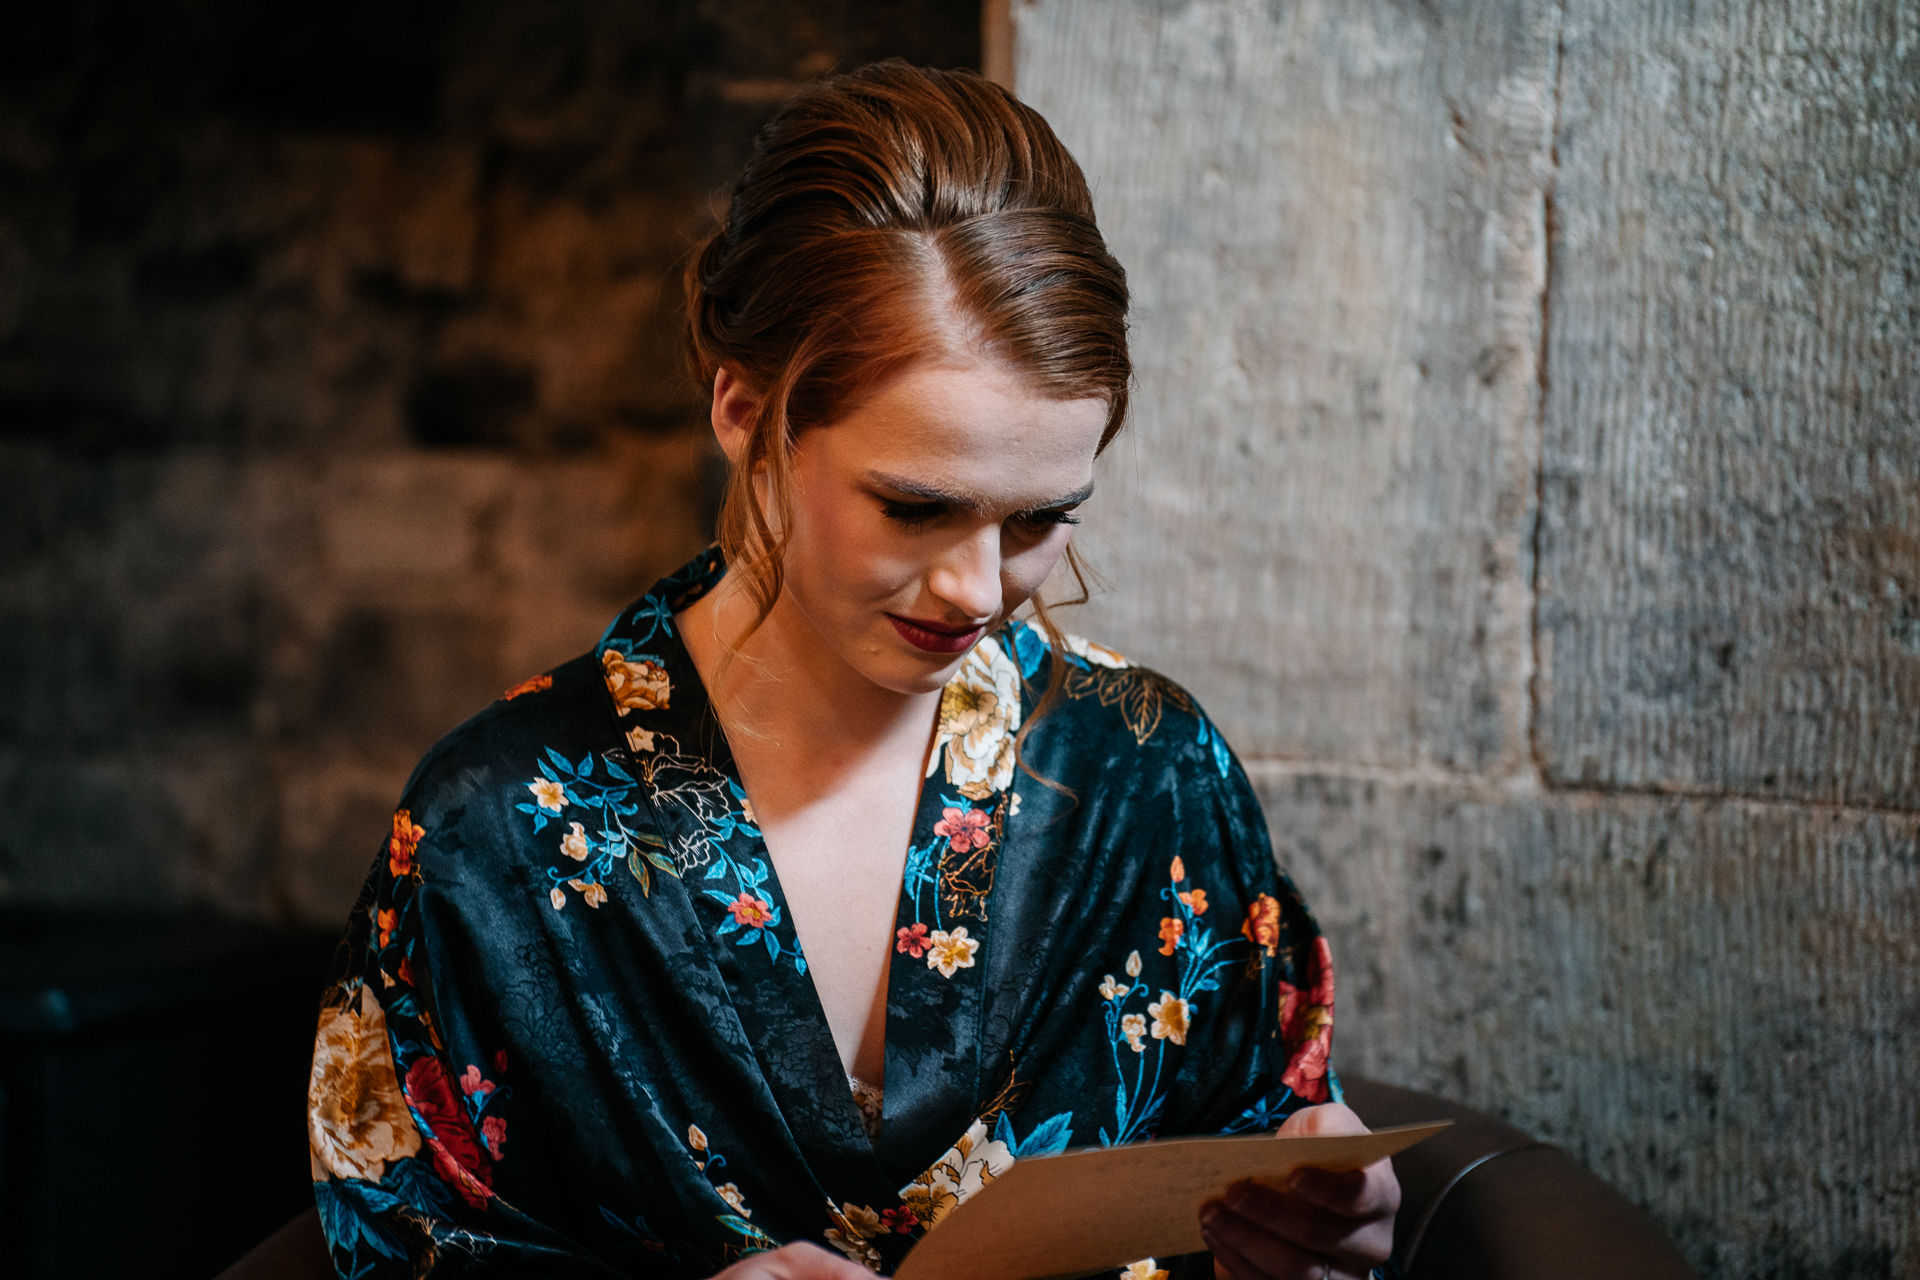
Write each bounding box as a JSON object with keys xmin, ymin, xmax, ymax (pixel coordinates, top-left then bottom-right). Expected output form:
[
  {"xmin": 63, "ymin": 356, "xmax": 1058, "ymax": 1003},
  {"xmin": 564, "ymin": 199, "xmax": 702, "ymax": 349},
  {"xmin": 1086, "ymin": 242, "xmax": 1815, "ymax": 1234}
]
[
  {"xmin": 1525, "ymin": 0, "xmax": 1571, "ymax": 788},
  {"xmin": 1241, "ymin": 757, "xmax": 1920, "ymax": 821}
]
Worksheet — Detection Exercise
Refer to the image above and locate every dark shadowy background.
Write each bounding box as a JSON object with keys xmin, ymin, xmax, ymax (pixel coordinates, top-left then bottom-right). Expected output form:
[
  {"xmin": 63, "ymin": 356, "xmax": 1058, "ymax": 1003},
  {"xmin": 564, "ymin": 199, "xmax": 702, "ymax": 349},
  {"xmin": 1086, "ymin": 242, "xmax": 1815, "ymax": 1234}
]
[
  {"xmin": 0, "ymin": 0, "xmax": 980, "ymax": 925},
  {"xmin": 0, "ymin": 5, "xmax": 980, "ymax": 1276}
]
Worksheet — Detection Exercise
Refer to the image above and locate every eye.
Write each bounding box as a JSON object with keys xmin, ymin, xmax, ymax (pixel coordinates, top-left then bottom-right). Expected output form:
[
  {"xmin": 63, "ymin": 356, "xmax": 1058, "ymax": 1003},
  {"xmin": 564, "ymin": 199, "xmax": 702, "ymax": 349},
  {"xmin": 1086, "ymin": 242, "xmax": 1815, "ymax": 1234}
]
[
  {"xmin": 881, "ymin": 499, "xmax": 947, "ymax": 530},
  {"xmin": 1012, "ymin": 508, "xmax": 1082, "ymax": 532}
]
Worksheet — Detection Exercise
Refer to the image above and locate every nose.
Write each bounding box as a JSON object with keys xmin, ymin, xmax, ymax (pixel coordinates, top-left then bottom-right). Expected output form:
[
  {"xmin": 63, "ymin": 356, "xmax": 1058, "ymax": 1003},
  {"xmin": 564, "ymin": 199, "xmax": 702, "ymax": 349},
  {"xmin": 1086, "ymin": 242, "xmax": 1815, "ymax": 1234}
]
[{"xmin": 927, "ymin": 526, "xmax": 1003, "ymax": 622}]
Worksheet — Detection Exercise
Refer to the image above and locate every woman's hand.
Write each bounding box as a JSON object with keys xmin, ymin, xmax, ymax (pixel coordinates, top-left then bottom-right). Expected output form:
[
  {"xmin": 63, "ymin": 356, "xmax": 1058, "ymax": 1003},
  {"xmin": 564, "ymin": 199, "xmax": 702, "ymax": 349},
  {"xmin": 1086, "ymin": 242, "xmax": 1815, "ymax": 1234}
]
[
  {"xmin": 1198, "ymin": 1103, "xmax": 1401, "ymax": 1280},
  {"xmin": 711, "ymin": 1242, "xmax": 876, "ymax": 1280}
]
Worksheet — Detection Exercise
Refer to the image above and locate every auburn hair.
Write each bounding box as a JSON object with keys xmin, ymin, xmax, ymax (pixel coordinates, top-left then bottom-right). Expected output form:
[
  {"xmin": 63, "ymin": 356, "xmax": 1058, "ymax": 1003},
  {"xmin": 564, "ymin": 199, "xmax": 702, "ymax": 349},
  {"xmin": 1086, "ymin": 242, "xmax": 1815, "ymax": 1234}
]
[{"xmin": 683, "ymin": 60, "xmax": 1131, "ymax": 747}]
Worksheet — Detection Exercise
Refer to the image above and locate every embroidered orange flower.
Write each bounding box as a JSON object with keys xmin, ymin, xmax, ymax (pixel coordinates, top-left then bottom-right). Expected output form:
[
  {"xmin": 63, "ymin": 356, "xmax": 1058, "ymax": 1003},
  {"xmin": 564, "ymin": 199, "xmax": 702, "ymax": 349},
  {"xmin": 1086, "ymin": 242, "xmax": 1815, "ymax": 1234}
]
[
  {"xmin": 934, "ymin": 806, "xmax": 992, "ymax": 853},
  {"xmin": 880, "ymin": 1206, "xmax": 919, "ymax": 1233},
  {"xmin": 388, "ymin": 811, "xmax": 423, "ymax": 877},
  {"xmin": 1179, "ymin": 889, "xmax": 1209, "ymax": 915},
  {"xmin": 1169, "ymin": 855, "xmax": 1186, "ymax": 883},
  {"xmin": 397, "ymin": 957, "xmax": 416, "ymax": 988},
  {"xmin": 377, "ymin": 908, "xmax": 397, "ymax": 947},
  {"xmin": 1242, "ymin": 893, "xmax": 1281, "ymax": 956},
  {"xmin": 501, "ymin": 673, "xmax": 552, "ymax": 701},
  {"xmin": 728, "ymin": 892, "xmax": 774, "ymax": 929},
  {"xmin": 896, "ymin": 922, "xmax": 931, "ymax": 958},
  {"xmin": 1157, "ymin": 916, "xmax": 1185, "ymax": 955}
]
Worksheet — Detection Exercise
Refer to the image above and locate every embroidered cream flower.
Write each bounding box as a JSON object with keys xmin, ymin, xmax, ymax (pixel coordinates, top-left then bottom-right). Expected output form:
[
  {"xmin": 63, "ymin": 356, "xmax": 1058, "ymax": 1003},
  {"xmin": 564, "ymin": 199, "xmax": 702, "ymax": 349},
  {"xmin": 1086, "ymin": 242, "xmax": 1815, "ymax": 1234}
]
[
  {"xmin": 687, "ymin": 1124, "xmax": 708, "ymax": 1153},
  {"xmin": 549, "ymin": 887, "xmax": 567, "ymax": 910},
  {"xmin": 1125, "ymin": 949, "xmax": 1143, "ymax": 978},
  {"xmin": 926, "ymin": 927, "xmax": 980, "ymax": 978},
  {"xmin": 528, "ymin": 778, "xmax": 566, "ymax": 812},
  {"xmin": 930, "ymin": 636, "xmax": 1021, "ymax": 799},
  {"xmin": 1121, "ymin": 1013, "xmax": 1147, "ymax": 1052},
  {"xmin": 626, "ymin": 726, "xmax": 657, "ymax": 753},
  {"xmin": 560, "ymin": 822, "xmax": 589, "ymax": 861},
  {"xmin": 717, "ymin": 1182, "xmax": 750, "ymax": 1217},
  {"xmin": 602, "ymin": 648, "xmax": 670, "ymax": 713},
  {"xmin": 825, "ymin": 1201, "xmax": 885, "ymax": 1270},
  {"xmin": 897, "ymin": 1119, "xmax": 1015, "ymax": 1230},
  {"xmin": 307, "ymin": 983, "xmax": 423, "ymax": 1182},
  {"xmin": 1099, "ymin": 974, "xmax": 1128, "ymax": 1002},
  {"xmin": 568, "ymin": 878, "xmax": 607, "ymax": 908},
  {"xmin": 1023, "ymin": 619, "xmax": 1130, "ymax": 669},
  {"xmin": 1122, "ymin": 1259, "xmax": 1169, "ymax": 1280},
  {"xmin": 1149, "ymin": 992, "xmax": 1190, "ymax": 1046}
]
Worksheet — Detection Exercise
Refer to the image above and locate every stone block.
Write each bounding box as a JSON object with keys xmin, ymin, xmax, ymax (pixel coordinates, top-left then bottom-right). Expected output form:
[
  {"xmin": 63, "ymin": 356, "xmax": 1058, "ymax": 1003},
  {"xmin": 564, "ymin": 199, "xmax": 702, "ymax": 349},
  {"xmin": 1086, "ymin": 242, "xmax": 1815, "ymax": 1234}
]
[
  {"xmin": 1538, "ymin": 0, "xmax": 1920, "ymax": 808},
  {"xmin": 1020, "ymin": 0, "xmax": 1554, "ymax": 775},
  {"xmin": 1257, "ymin": 768, "xmax": 1920, "ymax": 1279}
]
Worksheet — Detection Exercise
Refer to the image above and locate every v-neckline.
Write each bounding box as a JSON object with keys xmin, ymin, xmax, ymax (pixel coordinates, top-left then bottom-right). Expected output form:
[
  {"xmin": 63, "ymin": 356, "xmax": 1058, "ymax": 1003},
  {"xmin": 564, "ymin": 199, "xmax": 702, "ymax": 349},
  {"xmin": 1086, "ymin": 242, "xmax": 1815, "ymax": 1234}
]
[{"xmin": 603, "ymin": 551, "xmax": 1021, "ymax": 1194}]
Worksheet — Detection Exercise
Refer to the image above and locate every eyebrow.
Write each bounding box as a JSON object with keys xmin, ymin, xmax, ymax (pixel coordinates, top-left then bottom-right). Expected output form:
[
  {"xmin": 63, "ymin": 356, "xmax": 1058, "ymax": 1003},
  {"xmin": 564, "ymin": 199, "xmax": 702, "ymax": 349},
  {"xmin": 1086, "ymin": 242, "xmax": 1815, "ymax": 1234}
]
[{"xmin": 865, "ymin": 471, "xmax": 1095, "ymax": 514}]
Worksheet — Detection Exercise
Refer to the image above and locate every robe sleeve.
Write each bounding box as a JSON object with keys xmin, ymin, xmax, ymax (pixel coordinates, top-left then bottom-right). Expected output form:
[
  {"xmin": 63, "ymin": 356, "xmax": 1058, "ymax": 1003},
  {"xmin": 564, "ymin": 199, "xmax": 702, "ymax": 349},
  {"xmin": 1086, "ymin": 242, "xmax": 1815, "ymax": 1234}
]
[
  {"xmin": 1127, "ymin": 710, "xmax": 1341, "ymax": 1140},
  {"xmin": 306, "ymin": 799, "xmax": 629, "ymax": 1278}
]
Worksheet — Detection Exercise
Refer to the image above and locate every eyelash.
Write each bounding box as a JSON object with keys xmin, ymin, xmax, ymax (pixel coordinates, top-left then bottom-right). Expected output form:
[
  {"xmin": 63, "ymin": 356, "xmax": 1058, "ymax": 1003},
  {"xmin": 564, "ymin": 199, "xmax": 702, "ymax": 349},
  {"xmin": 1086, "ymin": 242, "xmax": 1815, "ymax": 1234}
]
[{"xmin": 879, "ymin": 501, "xmax": 1081, "ymax": 531}]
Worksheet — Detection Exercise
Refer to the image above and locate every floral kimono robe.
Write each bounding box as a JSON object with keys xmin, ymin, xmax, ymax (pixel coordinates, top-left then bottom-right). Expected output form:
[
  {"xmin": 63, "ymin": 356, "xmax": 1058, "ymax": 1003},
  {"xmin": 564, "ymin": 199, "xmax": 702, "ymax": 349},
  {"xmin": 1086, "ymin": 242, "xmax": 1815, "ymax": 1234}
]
[{"xmin": 308, "ymin": 548, "xmax": 1343, "ymax": 1279}]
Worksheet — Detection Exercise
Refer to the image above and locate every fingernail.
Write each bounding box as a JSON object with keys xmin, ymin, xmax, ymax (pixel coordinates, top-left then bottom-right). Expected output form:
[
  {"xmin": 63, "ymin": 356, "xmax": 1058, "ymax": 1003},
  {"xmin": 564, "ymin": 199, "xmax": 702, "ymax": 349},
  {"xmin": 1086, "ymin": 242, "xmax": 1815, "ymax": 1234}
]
[{"xmin": 1200, "ymin": 1204, "xmax": 1221, "ymax": 1228}]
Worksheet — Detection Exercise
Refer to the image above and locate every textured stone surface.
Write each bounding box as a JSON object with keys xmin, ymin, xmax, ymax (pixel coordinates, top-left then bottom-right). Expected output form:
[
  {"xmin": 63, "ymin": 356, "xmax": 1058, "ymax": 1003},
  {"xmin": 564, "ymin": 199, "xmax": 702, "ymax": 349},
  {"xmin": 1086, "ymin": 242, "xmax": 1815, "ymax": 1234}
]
[
  {"xmin": 1539, "ymin": 0, "xmax": 1920, "ymax": 809},
  {"xmin": 1020, "ymin": 0, "xmax": 1555, "ymax": 775},
  {"xmin": 1018, "ymin": 0, "xmax": 1919, "ymax": 1274},
  {"xmin": 1258, "ymin": 768, "xmax": 1920, "ymax": 1280}
]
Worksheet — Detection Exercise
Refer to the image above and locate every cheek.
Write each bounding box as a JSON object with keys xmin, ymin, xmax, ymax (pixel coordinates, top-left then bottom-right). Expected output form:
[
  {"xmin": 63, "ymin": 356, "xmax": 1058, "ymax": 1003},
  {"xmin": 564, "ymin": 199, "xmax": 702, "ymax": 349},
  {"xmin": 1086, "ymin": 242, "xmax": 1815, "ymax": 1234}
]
[{"xmin": 1002, "ymin": 528, "xmax": 1075, "ymax": 602}]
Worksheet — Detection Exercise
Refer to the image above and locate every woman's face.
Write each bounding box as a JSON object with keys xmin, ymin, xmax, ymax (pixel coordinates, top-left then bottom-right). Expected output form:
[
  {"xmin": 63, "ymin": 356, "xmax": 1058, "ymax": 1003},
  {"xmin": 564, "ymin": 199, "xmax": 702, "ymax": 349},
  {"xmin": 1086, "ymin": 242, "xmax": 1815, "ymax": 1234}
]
[{"xmin": 723, "ymin": 359, "xmax": 1109, "ymax": 697}]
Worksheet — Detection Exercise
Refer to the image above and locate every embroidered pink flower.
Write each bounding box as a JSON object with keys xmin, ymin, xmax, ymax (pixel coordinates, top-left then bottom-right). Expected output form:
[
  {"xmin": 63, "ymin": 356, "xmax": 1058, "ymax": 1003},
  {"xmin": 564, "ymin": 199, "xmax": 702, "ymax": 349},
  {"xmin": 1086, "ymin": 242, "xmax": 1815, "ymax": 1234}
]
[
  {"xmin": 728, "ymin": 892, "xmax": 774, "ymax": 929},
  {"xmin": 933, "ymin": 806, "xmax": 992, "ymax": 852},
  {"xmin": 494, "ymin": 1050, "xmax": 508, "ymax": 1075},
  {"xmin": 896, "ymin": 922, "xmax": 932, "ymax": 958},
  {"xmin": 480, "ymin": 1115, "xmax": 507, "ymax": 1160},
  {"xmin": 402, "ymin": 1057, "xmax": 494, "ymax": 1208},
  {"xmin": 460, "ymin": 1064, "xmax": 495, "ymax": 1099},
  {"xmin": 1278, "ymin": 936, "xmax": 1337, "ymax": 1103}
]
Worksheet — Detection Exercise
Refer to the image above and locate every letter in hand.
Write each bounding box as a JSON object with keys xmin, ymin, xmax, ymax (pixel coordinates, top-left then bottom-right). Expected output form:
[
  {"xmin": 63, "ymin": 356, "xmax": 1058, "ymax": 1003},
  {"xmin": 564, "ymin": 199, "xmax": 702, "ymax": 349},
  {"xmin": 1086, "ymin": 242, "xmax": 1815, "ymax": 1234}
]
[
  {"xmin": 712, "ymin": 1241, "xmax": 879, "ymax": 1280},
  {"xmin": 1197, "ymin": 1103, "xmax": 1401, "ymax": 1280}
]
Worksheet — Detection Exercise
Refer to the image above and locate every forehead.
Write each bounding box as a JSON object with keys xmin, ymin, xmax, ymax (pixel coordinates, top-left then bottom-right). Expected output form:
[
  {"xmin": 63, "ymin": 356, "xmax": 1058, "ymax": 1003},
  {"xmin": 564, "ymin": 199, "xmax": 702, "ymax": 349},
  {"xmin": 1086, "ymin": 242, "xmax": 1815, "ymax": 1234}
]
[{"xmin": 814, "ymin": 360, "xmax": 1109, "ymax": 508}]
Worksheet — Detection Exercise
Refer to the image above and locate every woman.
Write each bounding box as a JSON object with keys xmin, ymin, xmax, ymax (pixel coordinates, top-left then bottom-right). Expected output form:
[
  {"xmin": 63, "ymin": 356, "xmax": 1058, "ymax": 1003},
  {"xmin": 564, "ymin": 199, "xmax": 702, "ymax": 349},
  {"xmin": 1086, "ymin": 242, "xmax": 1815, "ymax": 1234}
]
[{"xmin": 307, "ymin": 62, "xmax": 1398, "ymax": 1280}]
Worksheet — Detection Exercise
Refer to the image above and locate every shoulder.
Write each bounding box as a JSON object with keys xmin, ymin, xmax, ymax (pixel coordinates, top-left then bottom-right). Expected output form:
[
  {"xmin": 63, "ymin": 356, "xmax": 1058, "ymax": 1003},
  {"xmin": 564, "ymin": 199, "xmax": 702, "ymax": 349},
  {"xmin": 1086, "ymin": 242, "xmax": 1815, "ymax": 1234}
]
[
  {"xmin": 394, "ymin": 647, "xmax": 619, "ymax": 837},
  {"xmin": 1001, "ymin": 619, "xmax": 1239, "ymax": 785}
]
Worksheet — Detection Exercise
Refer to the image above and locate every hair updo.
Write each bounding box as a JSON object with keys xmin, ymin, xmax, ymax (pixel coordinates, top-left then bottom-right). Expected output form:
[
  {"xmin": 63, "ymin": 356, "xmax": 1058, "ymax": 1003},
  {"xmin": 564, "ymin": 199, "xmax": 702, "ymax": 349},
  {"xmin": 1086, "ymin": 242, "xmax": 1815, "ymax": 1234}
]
[{"xmin": 683, "ymin": 60, "xmax": 1131, "ymax": 659}]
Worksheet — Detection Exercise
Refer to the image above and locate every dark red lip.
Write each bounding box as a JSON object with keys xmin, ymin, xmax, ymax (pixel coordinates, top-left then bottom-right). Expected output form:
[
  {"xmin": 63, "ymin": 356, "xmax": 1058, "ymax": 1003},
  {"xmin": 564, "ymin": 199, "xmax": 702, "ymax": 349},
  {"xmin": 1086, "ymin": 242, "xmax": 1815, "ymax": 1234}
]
[{"xmin": 887, "ymin": 613, "xmax": 987, "ymax": 654}]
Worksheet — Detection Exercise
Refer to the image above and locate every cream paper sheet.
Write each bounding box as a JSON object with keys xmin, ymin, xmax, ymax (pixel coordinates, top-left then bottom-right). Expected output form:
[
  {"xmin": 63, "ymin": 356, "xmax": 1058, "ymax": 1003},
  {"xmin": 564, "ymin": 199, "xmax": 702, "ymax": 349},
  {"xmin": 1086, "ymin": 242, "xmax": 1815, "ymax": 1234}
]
[{"xmin": 893, "ymin": 1122, "xmax": 1449, "ymax": 1280}]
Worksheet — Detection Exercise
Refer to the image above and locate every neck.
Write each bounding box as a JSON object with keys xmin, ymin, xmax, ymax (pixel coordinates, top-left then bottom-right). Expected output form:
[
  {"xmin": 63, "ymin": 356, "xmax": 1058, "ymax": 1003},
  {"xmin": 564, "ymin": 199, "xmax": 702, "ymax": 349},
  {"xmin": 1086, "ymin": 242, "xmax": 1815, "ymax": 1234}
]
[{"xmin": 678, "ymin": 578, "xmax": 942, "ymax": 816}]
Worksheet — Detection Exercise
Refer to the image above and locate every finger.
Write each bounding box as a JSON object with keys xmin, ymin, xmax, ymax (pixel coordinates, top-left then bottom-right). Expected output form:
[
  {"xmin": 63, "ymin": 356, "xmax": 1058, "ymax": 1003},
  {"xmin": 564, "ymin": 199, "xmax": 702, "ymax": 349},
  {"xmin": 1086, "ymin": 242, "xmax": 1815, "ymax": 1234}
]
[
  {"xmin": 769, "ymin": 1241, "xmax": 877, "ymax": 1280},
  {"xmin": 1210, "ymin": 1184, "xmax": 1395, "ymax": 1273},
  {"xmin": 1290, "ymin": 1158, "xmax": 1402, "ymax": 1221},
  {"xmin": 1275, "ymin": 1103, "xmax": 1368, "ymax": 1139},
  {"xmin": 1202, "ymin": 1205, "xmax": 1302, "ymax": 1280},
  {"xmin": 1205, "ymin": 1218, "xmax": 1368, "ymax": 1280}
]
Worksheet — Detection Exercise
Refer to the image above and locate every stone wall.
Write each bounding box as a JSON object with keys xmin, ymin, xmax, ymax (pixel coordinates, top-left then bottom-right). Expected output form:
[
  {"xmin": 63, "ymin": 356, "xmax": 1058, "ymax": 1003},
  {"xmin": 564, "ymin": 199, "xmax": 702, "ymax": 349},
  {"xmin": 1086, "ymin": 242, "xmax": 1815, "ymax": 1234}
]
[
  {"xmin": 1016, "ymin": 1, "xmax": 1918, "ymax": 1276},
  {"xmin": 0, "ymin": 0, "xmax": 980, "ymax": 921}
]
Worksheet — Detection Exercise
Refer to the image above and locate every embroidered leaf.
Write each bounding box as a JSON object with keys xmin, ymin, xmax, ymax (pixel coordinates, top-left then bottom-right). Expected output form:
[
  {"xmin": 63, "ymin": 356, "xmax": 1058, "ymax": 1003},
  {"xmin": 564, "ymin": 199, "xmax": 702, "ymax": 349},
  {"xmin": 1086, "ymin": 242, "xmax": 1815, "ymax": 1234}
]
[
  {"xmin": 545, "ymin": 747, "xmax": 573, "ymax": 774},
  {"xmin": 763, "ymin": 930, "xmax": 779, "ymax": 963},
  {"xmin": 993, "ymin": 1112, "xmax": 1016, "ymax": 1149},
  {"xmin": 605, "ymin": 759, "xmax": 635, "ymax": 783},
  {"xmin": 645, "ymin": 851, "xmax": 679, "ymax": 876},
  {"xmin": 627, "ymin": 851, "xmax": 651, "ymax": 896},
  {"xmin": 1012, "ymin": 1112, "xmax": 1076, "ymax": 1157},
  {"xmin": 577, "ymin": 753, "xmax": 594, "ymax": 778}
]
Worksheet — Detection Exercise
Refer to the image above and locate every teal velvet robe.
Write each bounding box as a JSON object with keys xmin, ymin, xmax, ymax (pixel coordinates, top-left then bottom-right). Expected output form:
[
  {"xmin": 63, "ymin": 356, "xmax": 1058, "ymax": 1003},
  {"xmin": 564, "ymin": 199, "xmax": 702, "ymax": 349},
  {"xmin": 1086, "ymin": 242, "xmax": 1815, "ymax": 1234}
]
[{"xmin": 307, "ymin": 547, "xmax": 1342, "ymax": 1278}]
